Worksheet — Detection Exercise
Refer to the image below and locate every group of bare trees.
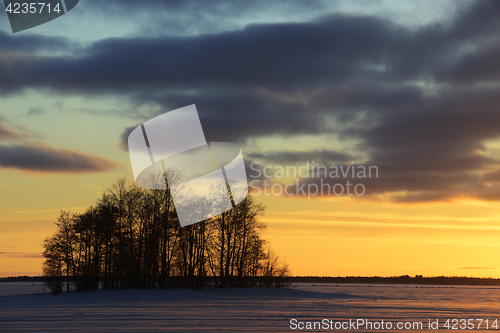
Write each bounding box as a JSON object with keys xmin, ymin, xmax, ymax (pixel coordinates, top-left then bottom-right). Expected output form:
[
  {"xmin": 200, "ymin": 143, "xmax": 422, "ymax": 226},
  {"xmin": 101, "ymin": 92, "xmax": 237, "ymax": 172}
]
[{"xmin": 42, "ymin": 177, "xmax": 289, "ymax": 295}]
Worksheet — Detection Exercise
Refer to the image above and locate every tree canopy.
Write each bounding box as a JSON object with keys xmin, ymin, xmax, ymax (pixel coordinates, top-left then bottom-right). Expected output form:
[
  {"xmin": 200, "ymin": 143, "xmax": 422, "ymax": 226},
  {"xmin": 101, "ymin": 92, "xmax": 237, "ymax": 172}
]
[{"xmin": 42, "ymin": 177, "xmax": 289, "ymax": 295}]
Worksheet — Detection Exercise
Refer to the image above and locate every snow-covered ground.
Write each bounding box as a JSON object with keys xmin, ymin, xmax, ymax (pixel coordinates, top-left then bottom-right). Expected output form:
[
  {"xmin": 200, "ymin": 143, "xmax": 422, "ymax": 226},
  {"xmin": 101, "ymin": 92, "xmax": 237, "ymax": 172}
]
[{"xmin": 1, "ymin": 282, "xmax": 500, "ymax": 332}]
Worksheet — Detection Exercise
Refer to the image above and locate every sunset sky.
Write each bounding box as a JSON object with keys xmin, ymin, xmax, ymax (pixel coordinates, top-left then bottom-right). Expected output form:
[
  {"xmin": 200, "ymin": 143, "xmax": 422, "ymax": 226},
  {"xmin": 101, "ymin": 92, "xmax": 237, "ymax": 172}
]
[{"xmin": 2, "ymin": 0, "xmax": 500, "ymax": 278}]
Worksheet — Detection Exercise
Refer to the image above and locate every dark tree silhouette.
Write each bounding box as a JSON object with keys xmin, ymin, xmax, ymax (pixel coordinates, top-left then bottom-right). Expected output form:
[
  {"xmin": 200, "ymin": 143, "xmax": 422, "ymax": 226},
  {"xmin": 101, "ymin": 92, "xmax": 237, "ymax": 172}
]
[{"xmin": 42, "ymin": 176, "xmax": 289, "ymax": 294}]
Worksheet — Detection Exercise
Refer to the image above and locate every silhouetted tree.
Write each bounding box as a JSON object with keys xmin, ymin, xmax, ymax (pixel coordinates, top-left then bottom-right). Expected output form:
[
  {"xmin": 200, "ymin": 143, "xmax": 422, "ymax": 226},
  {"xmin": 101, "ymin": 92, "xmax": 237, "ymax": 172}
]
[{"xmin": 42, "ymin": 176, "xmax": 290, "ymax": 293}]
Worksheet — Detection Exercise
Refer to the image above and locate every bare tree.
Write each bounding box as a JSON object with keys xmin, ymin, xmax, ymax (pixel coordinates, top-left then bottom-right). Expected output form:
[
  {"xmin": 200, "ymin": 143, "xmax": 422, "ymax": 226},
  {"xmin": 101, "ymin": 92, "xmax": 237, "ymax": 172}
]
[{"xmin": 42, "ymin": 177, "xmax": 290, "ymax": 293}]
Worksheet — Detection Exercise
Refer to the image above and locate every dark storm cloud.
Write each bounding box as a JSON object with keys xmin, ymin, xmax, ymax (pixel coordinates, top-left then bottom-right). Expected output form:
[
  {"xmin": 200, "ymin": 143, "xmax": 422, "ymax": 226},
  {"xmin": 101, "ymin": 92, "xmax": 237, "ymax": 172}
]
[
  {"xmin": 0, "ymin": 143, "xmax": 119, "ymax": 173},
  {"xmin": 2, "ymin": 0, "xmax": 500, "ymax": 201},
  {"xmin": 142, "ymin": 90, "xmax": 325, "ymax": 142},
  {"xmin": 286, "ymin": 85, "xmax": 500, "ymax": 202},
  {"xmin": 443, "ymin": 0, "xmax": 500, "ymax": 42},
  {"xmin": 359, "ymin": 86, "xmax": 500, "ymax": 202},
  {"xmin": 117, "ymin": 89, "xmax": 324, "ymax": 149},
  {"xmin": 0, "ymin": 1, "xmax": 496, "ymax": 98},
  {"xmin": 437, "ymin": 42, "xmax": 500, "ymax": 84},
  {"xmin": 0, "ymin": 13, "xmax": 406, "ymax": 94}
]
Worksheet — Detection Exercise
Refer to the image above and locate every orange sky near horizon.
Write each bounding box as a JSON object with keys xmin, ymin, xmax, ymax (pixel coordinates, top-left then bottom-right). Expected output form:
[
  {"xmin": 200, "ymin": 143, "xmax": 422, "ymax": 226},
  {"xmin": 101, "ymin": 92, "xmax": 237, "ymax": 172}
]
[
  {"xmin": 2, "ymin": 0, "xmax": 500, "ymax": 281},
  {"xmin": 3, "ymin": 181, "xmax": 500, "ymax": 278}
]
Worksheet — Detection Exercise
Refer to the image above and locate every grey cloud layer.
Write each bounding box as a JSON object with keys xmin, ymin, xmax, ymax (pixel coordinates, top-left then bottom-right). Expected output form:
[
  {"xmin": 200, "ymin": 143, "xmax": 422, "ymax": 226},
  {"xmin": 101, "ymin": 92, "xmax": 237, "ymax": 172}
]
[
  {"xmin": 83, "ymin": 0, "xmax": 335, "ymax": 36},
  {"xmin": 247, "ymin": 150, "xmax": 353, "ymax": 166},
  {"xmin": 1, "ymin": 0, "xmax": 500, "ymax": 200},
  {"xmin": 0, "ymin": 120, "xmax": 119, "ymax": 174},
  {"xmin": 0, "ymin": 143, "xmax": 119, "ymax": 173},
  {"xmin": 0, "ymin": 14, "xmax": 414, "ymax": 94},
  {"xmin": 0, "ymin": 30, "xmax": 73, "ymax": 53}
]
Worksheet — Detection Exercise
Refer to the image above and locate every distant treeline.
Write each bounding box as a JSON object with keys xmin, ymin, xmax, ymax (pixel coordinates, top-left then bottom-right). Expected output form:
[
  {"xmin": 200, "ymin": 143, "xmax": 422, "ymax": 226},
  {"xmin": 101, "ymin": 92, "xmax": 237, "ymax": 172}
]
[
  {"xmin": 0, "ymin": 276, "xmax": 44, "ymax": 282},
  {"xmin": 42, "ymin": 178, "xmax": 289, "ymax": 295},
  {"xmin": 5, "ymin": 275, "xmax": 500, "ymax": 286},
  {"xmin": 288, "ymin": 275, "xmax": 500, "ymax": 286}
]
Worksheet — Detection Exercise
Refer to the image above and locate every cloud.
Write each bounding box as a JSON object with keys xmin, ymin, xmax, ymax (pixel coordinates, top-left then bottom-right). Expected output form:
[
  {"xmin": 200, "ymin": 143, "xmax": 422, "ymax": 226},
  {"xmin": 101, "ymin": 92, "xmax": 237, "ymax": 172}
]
[
  {"xmin": 247, "ymin": 150, "xmax": 353, "ymax": 166},
  {"xmin": 84, "ymin": 182, "xmax": 104, "ymax": 190},
  {"xmin": 1, "ymin": 1, "xmax": 496, "ymax": 98},
  {"xmin": 0, "ymin": 120, "xmax": 40, "ymax": 143},
  {"xmin": 119, "ymin": 125, "xmax": 139, "ymax": 151},
  {"xmin": 0, "ymin": 123, "xmax": 22, "ymax": 141},
  {"xmin": 83, "ymin": 0, "xmax": 335, "ymax": 36},
  {"xmin": 86, "ymin": 0, "xmax": 329, "ymax": 12},
  {"xmin": 26, "ymin": 108, "xmax": 46, "ymax": 117},
  {"xmin": 0, "ymin": 119, "xmax": 118, "ymax": 174},
  {"xmin": 3, "ymin": 0, "xmax": 500, "ymax": 202},
  {"xmin": 0, "ymin": 251, "xmax": 42, "ymax": 259},
  {"xmin": 0, "ymin": 13, "xmax": 409, "ymax": 95},
  {"xmin": 0, "ymin": 30, "xmax": 74, "ymax": 53},
  {"xmin": 0, "ymin": 143, "xmax": 119, "ymax": 174}
]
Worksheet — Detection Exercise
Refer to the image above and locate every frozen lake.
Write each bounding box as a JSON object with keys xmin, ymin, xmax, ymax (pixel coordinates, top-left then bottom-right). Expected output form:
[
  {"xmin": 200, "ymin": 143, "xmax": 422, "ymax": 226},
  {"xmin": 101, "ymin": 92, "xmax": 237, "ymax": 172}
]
[
  {"xmin": 0, "ymin": 281, "xmax": 47, "ymax": 297},
  {"xmin": 1, "ymin": 282, "xmax": 500, "ymax": 332}
]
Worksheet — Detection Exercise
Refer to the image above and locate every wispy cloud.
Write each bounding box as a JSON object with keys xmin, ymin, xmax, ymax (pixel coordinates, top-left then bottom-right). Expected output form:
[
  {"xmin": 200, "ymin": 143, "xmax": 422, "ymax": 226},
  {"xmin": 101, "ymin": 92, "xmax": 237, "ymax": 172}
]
[
  {"xmin": 84, "ymin": 182, "xmax": 104, "ymax": 189},
  {"xmin": 0, "ymin": 143, "xmax": 119, "ymax": 174},
  {"xmin": 26, "ymin": 108, "xmax": 46, "ymax": 117},
  {"xmin": 0, "ymin": 251, "xmax": 42, "ymax": 259},
  {"xmin": 0, "ymin": 118, "xmax": 42, "ymax": 143},
  {"xmin": 0, "ymin": 118, "xmax": 119, "ymax": 174}
]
